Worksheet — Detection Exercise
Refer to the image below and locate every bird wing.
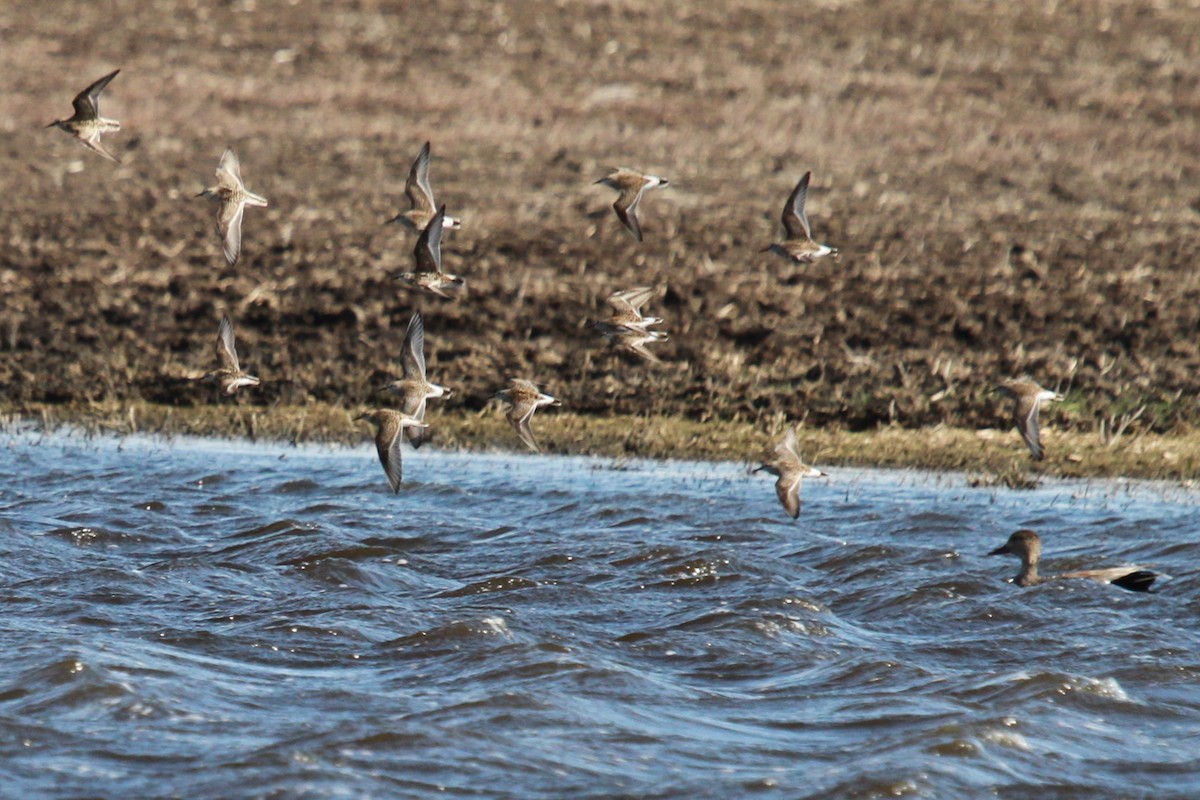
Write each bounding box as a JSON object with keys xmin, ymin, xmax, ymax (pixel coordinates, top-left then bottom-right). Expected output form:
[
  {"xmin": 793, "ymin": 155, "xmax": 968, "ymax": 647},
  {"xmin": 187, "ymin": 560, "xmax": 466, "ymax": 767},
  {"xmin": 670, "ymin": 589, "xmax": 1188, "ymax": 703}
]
[
  {"xmin": 609, "ymin": 286, "xmax": 655, "ymax": 311},
  {"xmin": 1015, "ymin": 396, "xmax": 1044, "ymax": 460},
  {"xmin": 614, "ymin": 185, "xmax": 647, "ymax": 242},
  {"xmin": 621, "ymin": 336, "xmax": 661, "ymax": 363},
  {"xmin": 782, "ymin": 172, "xmax": 812, "ymax": 240},
  {"xmin": 508, "ymin": 399, "xmax": 541, "ymax": 453},
  {"xmin": 608, "ymin": 287, "xmax": 655, "ymax": 323},
  {"xmin": 401, "ymin": 312, "xmax": 427, "ymax": 379},
  {"xmin": 216, "ymin": 317, "xmax": 240, "ymax": 372},
  {"xmin": 376, "ymin": 416, "xmax": 404, "ymax": 493},
  {"xmin": 403, "ymin": 396, "xmax": 430, "ymax": 448},
  {"xmin": 774, "ymin": 427, "xmax": 802, "ymax": 468},
  {"xmin": 72, "ymin": 69, "xmax": 119, "ymax": 120},
  {"xmin": 776, "ymin": 472, "xmax": 802, "ymax": 519},
  {"xmin": 404, "ymin": 141, "xmax": 435, "ymax": 214},
  {"xmin": 218, "ymin": 199, "xmax": 245, "ymax": 266},
  {"xmin": 215, "ymin": 148, "xmax": 244, "ymax": 192},
  {"xmin": 413, "ymin": 206, "xmax": 445, "ymax": 275},
  {"xmin": 81, "ymin": 131, "xmax": 121, "ymax": 163}
]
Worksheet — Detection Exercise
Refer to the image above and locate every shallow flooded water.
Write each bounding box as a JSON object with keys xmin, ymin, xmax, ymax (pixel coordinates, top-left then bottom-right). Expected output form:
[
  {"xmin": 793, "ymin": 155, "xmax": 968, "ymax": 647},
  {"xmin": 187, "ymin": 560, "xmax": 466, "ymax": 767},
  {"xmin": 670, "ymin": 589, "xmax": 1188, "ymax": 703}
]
[{"xmin": 2, "ymin": 429, "xmax": 1199, "ymax": 798}]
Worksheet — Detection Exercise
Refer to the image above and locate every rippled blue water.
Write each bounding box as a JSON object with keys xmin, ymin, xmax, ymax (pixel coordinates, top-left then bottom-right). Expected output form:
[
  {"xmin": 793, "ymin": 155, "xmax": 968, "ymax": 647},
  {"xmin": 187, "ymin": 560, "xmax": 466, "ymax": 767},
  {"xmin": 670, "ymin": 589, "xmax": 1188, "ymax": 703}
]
[{"xmin": 2, "ymin": 428, "xmax": 1199, "ymax": 798}]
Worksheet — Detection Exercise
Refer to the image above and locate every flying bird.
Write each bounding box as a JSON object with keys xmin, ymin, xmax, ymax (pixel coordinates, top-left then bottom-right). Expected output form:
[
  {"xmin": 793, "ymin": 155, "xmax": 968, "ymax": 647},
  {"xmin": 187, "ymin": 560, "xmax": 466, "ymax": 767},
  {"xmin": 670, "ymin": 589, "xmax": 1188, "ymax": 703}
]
[
  {"xmin": 203, "ymin": 317, "xmax": 260, "ymax": 395},
  {"xmin": 754, "ymin": 426, "xmax": 827, "ymax": 519},
  {"xmin": 382, "ymin": 311, "xmax": 453, "ymax": 448},
  {"xmin": 496, "ymin": 379, "xmax": 560, "ymax": 453},
  {"xmin": 994, "ymin": 378, "xmax": 1063, "ymax": 461},
  {"xmin": 595, "ymin": 168, "xmax": 669, "ymax": 242},
  {"xmin": 198, "ymin": 148, "xmax": 269, "ymax": 266},
  {"xmin": 593, "ymin": 287, "xmax": 669, "ymax": 362},
  {"xmin": 355, "ymin": 409, "xmax": 429, "ymax": 493},
  {"xmin": 387, "ymin": 141, "xmax": 462, "ymax": 233},
  {"xmin": 47, "ymin": 69, "xmax": 123, "ymax": 163},
  {"xmin": 397, "ymin": 206, "xmax": 465, "ymax": 298},
  {"xmin": 763, "ymin": 171, "xmax": 839, "ymax": 264}
]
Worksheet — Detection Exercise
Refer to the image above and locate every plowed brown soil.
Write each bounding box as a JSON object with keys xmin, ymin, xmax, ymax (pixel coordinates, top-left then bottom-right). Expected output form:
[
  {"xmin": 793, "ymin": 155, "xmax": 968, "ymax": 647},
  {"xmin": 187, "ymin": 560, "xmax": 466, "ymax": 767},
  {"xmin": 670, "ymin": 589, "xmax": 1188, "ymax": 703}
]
[{"xmin": 3, "ymin": 1, "xmax": 1200, "ymax": 461}]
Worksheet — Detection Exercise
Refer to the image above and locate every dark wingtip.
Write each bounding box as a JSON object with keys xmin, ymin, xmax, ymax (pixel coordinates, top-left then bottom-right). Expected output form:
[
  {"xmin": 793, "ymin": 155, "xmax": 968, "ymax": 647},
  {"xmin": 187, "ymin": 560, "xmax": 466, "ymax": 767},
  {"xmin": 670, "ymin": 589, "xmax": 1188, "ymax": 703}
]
[{"xmin": 1111, "ymin": 570, "xmax": 1157, "ymax": 593}]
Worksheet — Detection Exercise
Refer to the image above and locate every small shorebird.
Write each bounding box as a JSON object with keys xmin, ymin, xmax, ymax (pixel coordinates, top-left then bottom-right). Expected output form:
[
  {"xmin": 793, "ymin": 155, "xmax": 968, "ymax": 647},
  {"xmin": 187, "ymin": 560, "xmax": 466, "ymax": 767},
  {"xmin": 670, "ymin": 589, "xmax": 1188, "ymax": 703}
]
[
  {"xmin": 397, "ymin": 206, "xmax": 465, "ymax": 298},
  {"xmin": 496, "ymin": 379, "xmax": 560, "ymax": 453},
  {"xmin": 203, "ymin": 316, "xmax": 260, "ymax": 395},
  {"xmin": 593, "ymin": 287, "xmax": 669, "ymax": 362},
  {"xmin": 198, "ymin": 148, "xmax": 269, "ymax": 266},
  {"xmin": 382, "ymin": 311, "xmax": 453, "ymax": 448},
  {"xmin": 603, "ymin": 287, "xmax": 664, "ymax": 330},
  {"xmin": 47, "ymin": 69, "xmax": 122, "ymax": 163},
  {"xmin": 593, "ymin": 322, "xmax": 669, "ymax": 363},
  {"xmin": 595, "ymin": 167, "xmax": 669, "ymax": 242},
  {"xmin": 989, "ymin": 529, "xmax": 1157, "ymax": 592},
  {"xmin": 387, "ymin": 141, "xmax": 462, "ymax": 233},
  {"xmin": 994, "ymin": 378, "xmax": 1063, "ymax": 461},
  {"xmin": 754, "ymin": 426, "xmax": 827, "ymax": 519},
  {"xmin": 764, "ymin": 171, "xmax": 839, "ymax": 264},
  {"xmin": 355, "ymin": 409, "xmax": 429, "ymax": 494}
]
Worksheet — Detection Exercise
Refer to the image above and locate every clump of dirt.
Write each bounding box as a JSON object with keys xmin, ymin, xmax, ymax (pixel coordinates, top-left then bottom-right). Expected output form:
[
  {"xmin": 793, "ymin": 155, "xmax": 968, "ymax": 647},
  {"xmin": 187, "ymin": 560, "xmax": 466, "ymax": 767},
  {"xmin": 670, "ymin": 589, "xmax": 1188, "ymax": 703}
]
[{"xmin": 3, "ymin": 0, "xmax": 1200, "ymax": 445}]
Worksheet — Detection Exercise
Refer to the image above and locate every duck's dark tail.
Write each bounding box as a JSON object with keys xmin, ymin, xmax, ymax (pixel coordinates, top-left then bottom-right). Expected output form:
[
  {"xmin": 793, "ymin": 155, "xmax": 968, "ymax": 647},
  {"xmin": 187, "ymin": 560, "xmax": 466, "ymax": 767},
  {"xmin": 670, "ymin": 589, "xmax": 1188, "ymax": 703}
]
[{"xmin": 1112, "ymin": 570, "xmax": 1157, "ymax": 593}]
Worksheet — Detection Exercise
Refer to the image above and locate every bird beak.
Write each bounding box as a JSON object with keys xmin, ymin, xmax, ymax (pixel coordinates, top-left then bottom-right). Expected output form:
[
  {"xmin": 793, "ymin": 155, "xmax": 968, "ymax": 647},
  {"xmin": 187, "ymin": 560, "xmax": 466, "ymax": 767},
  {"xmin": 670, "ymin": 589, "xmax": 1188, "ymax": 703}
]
[
  {"xmin": 45, "ymin": 121, "xmax": 58, "ymax": 129},
  {"xmin": 988, "ymin": 544, "xmax": 1010, "ymax": 556},
  {"xmin": 353, "ymin": 412, "xmax": 369, "ymax": 421}
]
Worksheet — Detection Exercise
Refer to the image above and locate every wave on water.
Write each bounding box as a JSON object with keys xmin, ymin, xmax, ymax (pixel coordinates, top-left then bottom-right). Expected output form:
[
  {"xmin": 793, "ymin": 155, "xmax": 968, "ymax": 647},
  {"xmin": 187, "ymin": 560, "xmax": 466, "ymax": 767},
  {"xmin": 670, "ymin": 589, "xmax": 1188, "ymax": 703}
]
[{"xmin": 2, "ymin": 431, "xmax": 1200, "ymax": 797}]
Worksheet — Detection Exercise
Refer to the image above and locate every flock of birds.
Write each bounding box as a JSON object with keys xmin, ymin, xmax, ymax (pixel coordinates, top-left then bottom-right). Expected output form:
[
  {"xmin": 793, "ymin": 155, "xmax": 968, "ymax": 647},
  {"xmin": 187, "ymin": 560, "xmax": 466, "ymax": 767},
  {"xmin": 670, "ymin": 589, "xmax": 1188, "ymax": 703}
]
[{"xmin": 44, "ymin": 70, "xmax": 1157, "ymax": 593}]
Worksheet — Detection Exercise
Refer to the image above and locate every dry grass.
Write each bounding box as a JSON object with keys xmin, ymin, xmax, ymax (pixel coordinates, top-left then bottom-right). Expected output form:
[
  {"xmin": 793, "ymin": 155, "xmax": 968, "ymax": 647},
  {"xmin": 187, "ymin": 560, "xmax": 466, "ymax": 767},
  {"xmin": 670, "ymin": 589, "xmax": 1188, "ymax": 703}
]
[
  {"xmin": 8, "ymin": 400, "xmax": 1200, "ymax": 483},
  {"xmin": 2, "ymin": 0, "xmax": 1200, "ymax": 463}
]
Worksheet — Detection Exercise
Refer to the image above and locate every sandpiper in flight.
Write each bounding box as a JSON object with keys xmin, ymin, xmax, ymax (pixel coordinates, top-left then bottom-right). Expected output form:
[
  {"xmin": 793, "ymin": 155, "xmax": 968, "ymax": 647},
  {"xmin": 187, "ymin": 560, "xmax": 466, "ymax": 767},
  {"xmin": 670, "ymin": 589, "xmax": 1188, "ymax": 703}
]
[
  {"xmin": 592, "ymin": 287, "xmax": 669, "ymax": 363},
  {"xmin": 383, "ymin": 311, "xmax": 453, "ymax": 448},
  {"xmin": 48, "ymin": 69, "xmax": 123, "ymax": 163},
  {"xmin": 764, "ymin": 171, "xmax": 839, "ymax": 264},
  {"xmin": 203, "ymin": 316, "xmax": 260, "ymax": 395},
  {"xmin": 397, "ymin": 206, "xmax": 464, "ymax": 298},
  {"xmin": 198, "ymin": 148, "xmax": 269, "ymax": 266},
  {"xmin": 595, "ymin": 168, "xmax": 669, "ymax": 242},
  {"xmin": 602, "ymin": 287, "xmax": 664, "ymax": 330},
  {"xmin": 496, "ymin": 379, "xmax": 561, "ymax": 453},
  {"xmin": 755, "ymin": 426, "xmax": 828, "ymax": 519},
  {"xmin": 989, "ymin": 529, "xmax": 1157, "ymax": 592},
  {"xmin": 387, "ymin": 141, "xmax": 462, "ymax": 233},
  {"xmin": 994, "ymin": 378, "xmax": 1063, "ymax": 461},
  {"xmin": 355, "ymin": 409, "xmax": 429, "ymax": 494}
]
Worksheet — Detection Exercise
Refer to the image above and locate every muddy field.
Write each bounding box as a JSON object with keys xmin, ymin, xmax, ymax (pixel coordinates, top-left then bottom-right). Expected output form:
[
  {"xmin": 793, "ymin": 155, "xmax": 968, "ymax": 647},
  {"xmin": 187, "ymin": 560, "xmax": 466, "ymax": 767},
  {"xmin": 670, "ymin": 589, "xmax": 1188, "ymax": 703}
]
[{"xmin": 2, "ymin": 0, "xmax": 1200, "ymax": 442}]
